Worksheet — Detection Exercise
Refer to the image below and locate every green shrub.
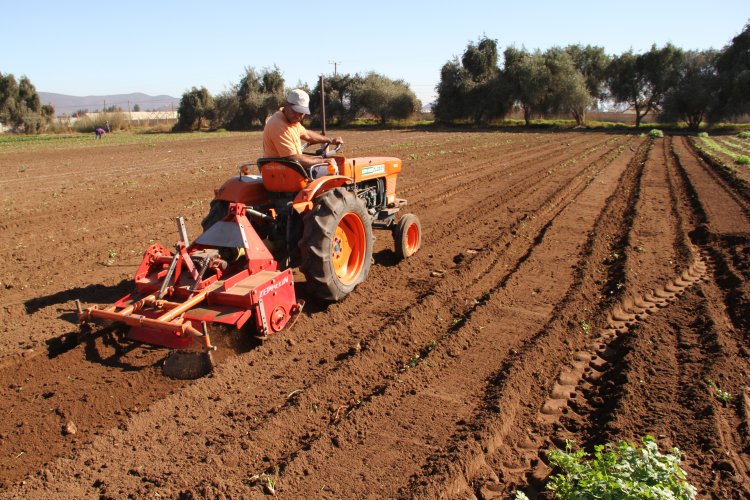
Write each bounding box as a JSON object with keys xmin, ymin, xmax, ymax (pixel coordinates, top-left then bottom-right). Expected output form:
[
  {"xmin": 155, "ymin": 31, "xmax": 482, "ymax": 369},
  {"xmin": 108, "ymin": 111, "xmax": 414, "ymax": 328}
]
[
  {"xmin": 738, "ymin": 131, "xmax": 750, "ymax": 139},
  {"xmin": 547, "ymin": 436, "xmax": 697, "ymax": 499},
  {"xmin": 736, "ymin": 155, "xmax": 750, "ymax": 166},
  {"xmin": 697, "ymin": 131, "xmax": 709, "ymax": 138},
  {"xmin": 648, "ymin": 129, "xmax": 664, "ymax": 138}
]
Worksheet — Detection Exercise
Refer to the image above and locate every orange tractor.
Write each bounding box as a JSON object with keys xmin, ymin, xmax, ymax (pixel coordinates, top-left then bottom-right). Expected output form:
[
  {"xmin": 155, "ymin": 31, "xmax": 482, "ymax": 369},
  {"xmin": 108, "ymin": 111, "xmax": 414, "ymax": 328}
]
[{"xmin": 77, "ymin": 142, "xmax": 421, "ymax": 378}]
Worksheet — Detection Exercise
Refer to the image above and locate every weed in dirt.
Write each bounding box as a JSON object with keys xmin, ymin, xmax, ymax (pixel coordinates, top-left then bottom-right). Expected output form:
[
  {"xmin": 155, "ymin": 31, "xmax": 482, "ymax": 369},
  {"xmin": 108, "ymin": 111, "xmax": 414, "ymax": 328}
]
[
  {"xmin": 736, "ymin": 155, "xmax": 750, "ymax": 166},
  {"xmin": 546, "ymin": 436, "xmax": 696, "ymax": 499},
  {"xmin": 250, "ymin": 465, "xmax": 280, "ymax": 495},
  {"xmin": 106, "ymin": 249, "xmax": 118, "ymax": 265},
  {"xmin": 604, "ymin": 251, "xmax": 620, "ymax": 264},
  {"xmin": 403, "ymin": 340, "xmax": 438, "ymax": 370},
  {"xmin": 581, "ymin": 320, "xmax": 592, "ymax": 336},
  {"xmin": 423, "ymin": 339, "xmax": 437, "ymax": 353},
  {"xmin": 406, "ymin": 355, "xmax": 421, "ymax": 369},
  {"xmin": 705, "ymin": 377, "xmax": 733, "ymax": 404},
  {"xmin": 697, "ymin": 131, "xmax": 709, "ymax": 138},
  {"xmin": 738, "ymin": 131, "xmax": 750, "ymax": 139}
]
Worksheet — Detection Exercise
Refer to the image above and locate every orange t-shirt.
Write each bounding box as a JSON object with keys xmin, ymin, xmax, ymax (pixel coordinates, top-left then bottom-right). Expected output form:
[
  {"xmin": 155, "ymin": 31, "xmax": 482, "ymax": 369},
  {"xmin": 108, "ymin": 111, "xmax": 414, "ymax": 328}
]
[{"xmin": 262, "ymin": 109, "xmax": 306, "ymax": 157}]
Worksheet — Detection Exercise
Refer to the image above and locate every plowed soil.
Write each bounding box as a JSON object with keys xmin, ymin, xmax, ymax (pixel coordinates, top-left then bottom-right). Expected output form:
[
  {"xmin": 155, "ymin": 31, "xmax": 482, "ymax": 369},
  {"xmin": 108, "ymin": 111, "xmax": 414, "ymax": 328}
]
[{"xmin": 1, "ymin": 130, "xmax": 749, "ymax": 498}]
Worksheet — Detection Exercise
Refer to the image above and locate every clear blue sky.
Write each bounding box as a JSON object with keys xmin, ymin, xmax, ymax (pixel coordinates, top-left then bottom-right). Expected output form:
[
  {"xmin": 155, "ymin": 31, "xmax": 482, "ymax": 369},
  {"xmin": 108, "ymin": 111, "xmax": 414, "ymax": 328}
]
[{"xmin": 4, "ymin": 1, "xmax": 748, "ymax": 106}]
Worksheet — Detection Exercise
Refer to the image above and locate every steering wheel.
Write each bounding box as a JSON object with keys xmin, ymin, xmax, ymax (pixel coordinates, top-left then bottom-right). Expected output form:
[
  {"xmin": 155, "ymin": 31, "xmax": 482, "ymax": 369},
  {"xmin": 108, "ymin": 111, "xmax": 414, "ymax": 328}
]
[{"xmin": 302, "ymin": 142, "xmax": 343, "ymax": 158}]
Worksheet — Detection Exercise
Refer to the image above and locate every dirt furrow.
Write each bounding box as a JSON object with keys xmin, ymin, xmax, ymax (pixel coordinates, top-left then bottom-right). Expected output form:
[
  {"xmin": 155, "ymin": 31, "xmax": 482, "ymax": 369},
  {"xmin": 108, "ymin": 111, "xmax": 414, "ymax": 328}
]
[
  {"xmin": 4, "ymin": 133, "xmax": 625, "ymax": 497},
  {"xmin": 3, "ymin": 130, "xmax": 749, "ymax": 498},
  {"xmin": 499, "ymin": 133, "xmax": 750, "ymax": 498},
  {"xmin": 501, "ymin": 135, "xmax": 708, "ymax": 495}
]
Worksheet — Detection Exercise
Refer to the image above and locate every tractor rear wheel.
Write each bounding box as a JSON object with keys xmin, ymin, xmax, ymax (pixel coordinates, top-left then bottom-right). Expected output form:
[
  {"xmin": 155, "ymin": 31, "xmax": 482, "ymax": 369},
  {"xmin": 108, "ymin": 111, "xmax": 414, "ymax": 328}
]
[
  {"xmin": 393, "ymin": 213, "xmax": 422, "ymax": 259},
  {"xmin": 300, "ymin": 188, "xmax": 373, "ymax": 301},
  {"xmin": 201, "ymin": 199, "xmax": 228, "ymax": 232}
]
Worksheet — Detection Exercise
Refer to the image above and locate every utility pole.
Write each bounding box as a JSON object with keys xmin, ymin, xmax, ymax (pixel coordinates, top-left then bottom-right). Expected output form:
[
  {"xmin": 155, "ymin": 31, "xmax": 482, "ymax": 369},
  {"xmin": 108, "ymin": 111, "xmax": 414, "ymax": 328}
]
[
  {"xmin": 328, "ymin": 60, "xmax": 341, "ymax": 76},
  {"xmin": 319, "ymin": 75, "xmax": 327, "ymax": 137}
]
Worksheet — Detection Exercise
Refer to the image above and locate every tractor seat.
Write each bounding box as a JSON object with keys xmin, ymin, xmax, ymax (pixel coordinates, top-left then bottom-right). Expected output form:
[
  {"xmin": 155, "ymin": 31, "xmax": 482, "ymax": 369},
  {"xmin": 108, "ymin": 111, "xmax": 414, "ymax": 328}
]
[{"xmin": 257, "ymin": 157, "xmax": 311, "ymax": 192}]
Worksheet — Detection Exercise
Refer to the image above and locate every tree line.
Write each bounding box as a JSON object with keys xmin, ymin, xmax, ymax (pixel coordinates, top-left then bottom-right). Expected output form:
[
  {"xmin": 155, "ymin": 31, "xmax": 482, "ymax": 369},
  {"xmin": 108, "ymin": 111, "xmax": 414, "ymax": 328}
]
[
  {"xmin": 173, "ymin": 68, "xmax": 421, "ymax": 131},
  {"xmin": 434, "ymin": 22, "xmax": 750, "ymax": 129},
  {"xmin": 2, "ymin": 21, "xmax": 748, "ymax": 133}
]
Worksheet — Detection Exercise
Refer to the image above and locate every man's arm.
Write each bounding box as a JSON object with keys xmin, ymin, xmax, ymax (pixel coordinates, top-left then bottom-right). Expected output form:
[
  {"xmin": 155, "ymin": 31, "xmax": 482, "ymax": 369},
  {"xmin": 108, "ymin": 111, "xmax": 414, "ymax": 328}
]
[
  {"xmin": 286, "ymin": 130, "xmax": 343, "ymax": 169},
  {"xmin": 300, "ymin": 129, "xmax": 343, "ymax": 146}
]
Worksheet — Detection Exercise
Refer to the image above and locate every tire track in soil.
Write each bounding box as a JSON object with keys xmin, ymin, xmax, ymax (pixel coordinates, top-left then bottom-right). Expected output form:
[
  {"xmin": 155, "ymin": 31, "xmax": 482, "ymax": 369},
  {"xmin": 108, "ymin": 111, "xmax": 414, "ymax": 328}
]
[
  {"xmin": 494, "ymin": 134, "xmax": 750, "ymax": 498},
  {"xmin": 498, "ymin": 135, "xmax": 709, "ymax": 496},
  {"xmin": 4, "ymin": 134, "xmax": 629, "ymax": 497},
  {"xmin": 402, "ymin": 137, "xmax": 653, "ymax": 498}
]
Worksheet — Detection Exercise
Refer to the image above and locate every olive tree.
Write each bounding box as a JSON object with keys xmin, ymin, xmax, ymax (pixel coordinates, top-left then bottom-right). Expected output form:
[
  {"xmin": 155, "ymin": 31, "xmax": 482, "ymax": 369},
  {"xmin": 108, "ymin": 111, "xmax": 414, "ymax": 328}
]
[
  {"xmin": 606, "ymin": 44, "xmax": 684, "ymax": 128},
  {"xmin": 224, "ymin": 66, "xmax": 286, "ymax": 130},
  {"xmin": 309, "ymin": 73, "xmax": 359, "ymax": 125},
  {"xmin": 433, "ymin": 58, "xmax": 471, "ymax": 122},
  {"xmin": 543, "ymin": 47, "xmax": 591, "ymax": 125},
  {"xmin": 462, "ymin": 37, "xmax": 512, "ymax": 124},
  {"xmin": 564, "ymin": 44, "xmax": 610, "ymax": 124},
  {"xmin": 434, "ymin": 37, "xmax": 511, "ymax": 124},
  {"xmin": 174, "ymin": 86, "xmax": 215, "ymax": 131},
  {"xmin": 661, "ymin": 50, "xmax": 718, "ymax": 129},
  {"xmin": 504, "ymin": 47, "xmax": 550, "ymax": 125},
  {"xmin": 712, "ymin": 21, "xmax": 750, "ymax": 121},
  {"xmin": 349, "ymin": 72, "xmax": 420, "ymax": 124},
  {"xmin": 213, "ymin": 88, "xmax": 239, "ymax": 129}
]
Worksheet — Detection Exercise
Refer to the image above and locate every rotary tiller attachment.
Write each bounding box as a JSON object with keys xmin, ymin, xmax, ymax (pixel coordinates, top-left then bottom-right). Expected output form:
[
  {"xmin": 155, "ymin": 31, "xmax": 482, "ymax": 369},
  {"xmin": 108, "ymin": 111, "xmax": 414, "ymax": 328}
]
[{"xmin": 161, "ymin": 321, "xmax": 216, "ymax": 379}]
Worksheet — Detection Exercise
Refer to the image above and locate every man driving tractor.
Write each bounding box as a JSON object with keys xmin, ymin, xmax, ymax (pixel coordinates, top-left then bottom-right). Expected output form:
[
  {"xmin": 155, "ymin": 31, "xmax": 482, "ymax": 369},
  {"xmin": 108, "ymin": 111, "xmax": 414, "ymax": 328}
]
[{"xmin": 263, "ymin": 88, "xmax": 343, "ymax": 178}]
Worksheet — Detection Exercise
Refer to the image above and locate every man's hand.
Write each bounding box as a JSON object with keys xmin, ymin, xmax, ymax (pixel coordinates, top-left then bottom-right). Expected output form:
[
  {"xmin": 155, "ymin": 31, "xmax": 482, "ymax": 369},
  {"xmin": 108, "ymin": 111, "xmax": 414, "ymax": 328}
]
[
  {"xmin": 328, "ymin": 136, "xmax": 343, "ymax": 145},
  {"xmin": 327, "ymin": 158, "xmax": 339, "ymax": 174}
]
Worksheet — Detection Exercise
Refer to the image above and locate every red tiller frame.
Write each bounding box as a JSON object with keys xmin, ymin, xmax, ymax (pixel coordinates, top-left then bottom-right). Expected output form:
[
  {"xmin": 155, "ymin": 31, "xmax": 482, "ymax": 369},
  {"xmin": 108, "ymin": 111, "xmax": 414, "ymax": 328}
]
[{"xmin": 78, "ymin": 203, "xmax": 299, "ymax": 350}]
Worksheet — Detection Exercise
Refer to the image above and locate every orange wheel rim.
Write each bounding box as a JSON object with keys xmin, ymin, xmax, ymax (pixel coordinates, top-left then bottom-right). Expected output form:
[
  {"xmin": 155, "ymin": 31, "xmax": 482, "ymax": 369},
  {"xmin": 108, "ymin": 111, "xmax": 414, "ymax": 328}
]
[
  {"xmin": 331, "ymin": 213, "xmax": 366, "ymax": 284},
  {"xmin": 405, "ymin": 223, "xmax": 420, "ymax": 253}
]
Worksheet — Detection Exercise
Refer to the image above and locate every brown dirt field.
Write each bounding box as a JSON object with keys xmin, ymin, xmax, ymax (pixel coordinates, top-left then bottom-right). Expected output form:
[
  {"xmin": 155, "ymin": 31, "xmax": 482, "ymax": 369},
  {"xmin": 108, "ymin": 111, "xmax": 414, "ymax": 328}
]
[{"xmin": 1, "ymin": 130, "xmax": 749, "ymax": 498}]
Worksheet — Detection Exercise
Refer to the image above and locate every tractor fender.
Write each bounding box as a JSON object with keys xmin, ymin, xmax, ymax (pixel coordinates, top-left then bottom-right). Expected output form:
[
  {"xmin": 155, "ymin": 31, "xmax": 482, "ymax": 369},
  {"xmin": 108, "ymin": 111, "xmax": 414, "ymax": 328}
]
[
  {"xmin": 292, "ymin": 175, "xmax": 352, "ymax": 214},
  {"xmin": 213, "ymin": 175, "xmax": 270, "ymax": 206}
]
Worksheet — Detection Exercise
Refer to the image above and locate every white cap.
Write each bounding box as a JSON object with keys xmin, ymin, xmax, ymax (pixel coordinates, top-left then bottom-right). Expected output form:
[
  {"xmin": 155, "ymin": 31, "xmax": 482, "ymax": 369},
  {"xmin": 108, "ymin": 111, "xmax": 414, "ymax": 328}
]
[{"xmin": 286, "ymin": 88, "xmax": 310, "ymax": 114}]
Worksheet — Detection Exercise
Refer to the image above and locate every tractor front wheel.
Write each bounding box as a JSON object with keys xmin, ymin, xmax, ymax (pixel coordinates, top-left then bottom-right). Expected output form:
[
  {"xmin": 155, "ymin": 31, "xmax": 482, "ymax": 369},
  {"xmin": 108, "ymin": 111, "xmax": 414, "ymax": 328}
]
[
  {"xmin": 300, "ymin": 188, "xmax": 373, "ymax": 301},
  {"xmin": 393, "ymin": 213, "xmax": 422, "ymax": 259}
]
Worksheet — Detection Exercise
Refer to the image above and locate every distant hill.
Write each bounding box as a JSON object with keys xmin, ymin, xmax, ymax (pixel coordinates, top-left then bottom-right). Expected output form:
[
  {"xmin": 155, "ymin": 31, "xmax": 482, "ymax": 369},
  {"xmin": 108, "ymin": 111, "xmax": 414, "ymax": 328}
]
[{"xmin": 39, "ymin": 92, "xmax": 180, "ymax": 116}]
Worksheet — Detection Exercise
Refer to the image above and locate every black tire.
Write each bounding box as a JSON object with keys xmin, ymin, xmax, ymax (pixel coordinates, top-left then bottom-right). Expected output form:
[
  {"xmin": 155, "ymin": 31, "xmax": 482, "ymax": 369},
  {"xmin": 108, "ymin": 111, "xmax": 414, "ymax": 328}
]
[
  {"xmin": 201, "ymin": 200, "xmax": 228, "ymax": 232},
  {"xmin": 299, "ymin": 188, "xmax": 373, "ymax": 301},
  {"xmin": 393, "ymin": 213, "xmax": 422, "ymax": 260}
]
